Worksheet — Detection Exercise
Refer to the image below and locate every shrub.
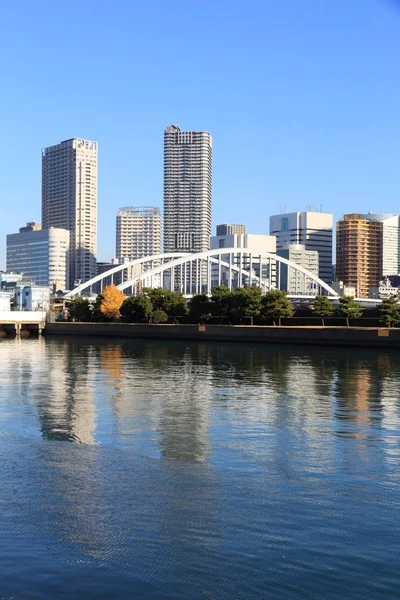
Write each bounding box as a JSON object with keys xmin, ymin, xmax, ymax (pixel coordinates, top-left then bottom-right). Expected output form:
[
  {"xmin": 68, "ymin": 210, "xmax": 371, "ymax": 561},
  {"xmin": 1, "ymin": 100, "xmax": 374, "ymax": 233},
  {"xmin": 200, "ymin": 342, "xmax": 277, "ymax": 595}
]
[{"xmin": 152, "ymin": 309, "xmax": 168, "ymax": 324}]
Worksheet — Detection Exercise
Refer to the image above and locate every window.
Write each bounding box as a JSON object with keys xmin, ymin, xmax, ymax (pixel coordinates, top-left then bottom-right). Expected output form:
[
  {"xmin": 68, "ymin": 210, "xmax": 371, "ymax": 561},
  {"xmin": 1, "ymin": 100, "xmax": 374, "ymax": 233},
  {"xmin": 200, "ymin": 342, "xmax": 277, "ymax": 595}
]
[
  {"xmin": 219, "ymin": 239, "xmax": 226, "ymax": 248},
  {"xmin": 281, "ymin": 217, "xmax": 289, "ymax": 232}
]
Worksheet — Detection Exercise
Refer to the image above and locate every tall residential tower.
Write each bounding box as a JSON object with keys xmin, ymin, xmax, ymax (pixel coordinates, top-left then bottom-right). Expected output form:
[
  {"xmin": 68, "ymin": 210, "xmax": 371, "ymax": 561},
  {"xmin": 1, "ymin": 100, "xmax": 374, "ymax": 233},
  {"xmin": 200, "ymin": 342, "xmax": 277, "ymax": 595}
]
[
  {"xmin": 336, "ymin": 213, "xmax": 383, "ymax": 298},
  {"xmin": 163, "ymin": 125, "xmax": 212, "ymax": 253},
  {"xmin": 116, "ymin": 206, "xmax": 162, "ymax": 262},
  {"xmin": 42, "ymin": 138, "xmax": 98, "ymax": 288}
]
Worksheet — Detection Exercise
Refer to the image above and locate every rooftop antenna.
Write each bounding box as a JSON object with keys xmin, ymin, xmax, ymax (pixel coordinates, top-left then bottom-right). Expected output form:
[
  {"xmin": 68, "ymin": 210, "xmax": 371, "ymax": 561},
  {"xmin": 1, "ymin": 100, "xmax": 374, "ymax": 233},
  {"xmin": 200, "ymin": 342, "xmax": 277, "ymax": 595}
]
[{"xmin": 280, "ymin": 202, "xmax": 286, "ymax": 214}]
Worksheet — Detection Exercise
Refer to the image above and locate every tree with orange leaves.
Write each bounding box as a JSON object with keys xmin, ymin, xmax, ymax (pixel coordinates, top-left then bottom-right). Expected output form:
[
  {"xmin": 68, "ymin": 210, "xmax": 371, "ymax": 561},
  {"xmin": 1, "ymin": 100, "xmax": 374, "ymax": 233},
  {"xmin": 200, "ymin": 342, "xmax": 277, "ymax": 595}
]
[{"xmin": 99, "ymin": 285, "xmax": 125, "ymax": 320}]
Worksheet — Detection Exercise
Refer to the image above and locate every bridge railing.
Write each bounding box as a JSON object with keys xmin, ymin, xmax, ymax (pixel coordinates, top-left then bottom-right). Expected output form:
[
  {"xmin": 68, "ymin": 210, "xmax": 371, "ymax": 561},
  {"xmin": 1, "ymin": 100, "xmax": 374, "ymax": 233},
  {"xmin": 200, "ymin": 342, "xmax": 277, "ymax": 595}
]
[{"xmin": 0, "ymin": 311, "xmax": 47, "ymax": 322}]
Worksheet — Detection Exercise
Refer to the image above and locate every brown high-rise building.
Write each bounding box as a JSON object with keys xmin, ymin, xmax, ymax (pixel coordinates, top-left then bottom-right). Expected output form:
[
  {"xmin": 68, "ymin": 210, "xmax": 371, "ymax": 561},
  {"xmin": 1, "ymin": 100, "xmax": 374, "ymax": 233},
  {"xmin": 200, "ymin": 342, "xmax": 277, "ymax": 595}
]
[{"xmin": 336, "ymin": 214, "xmax": 383, "ymax": 298}]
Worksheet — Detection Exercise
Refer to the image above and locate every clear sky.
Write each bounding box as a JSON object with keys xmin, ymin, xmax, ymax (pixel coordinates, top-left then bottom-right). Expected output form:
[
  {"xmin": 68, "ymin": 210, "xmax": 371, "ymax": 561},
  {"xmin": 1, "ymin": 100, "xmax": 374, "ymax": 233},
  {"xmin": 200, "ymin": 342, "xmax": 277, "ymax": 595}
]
[{"xmin": 1, "ymin": 0, "xmax": 399, "ymax": 268}]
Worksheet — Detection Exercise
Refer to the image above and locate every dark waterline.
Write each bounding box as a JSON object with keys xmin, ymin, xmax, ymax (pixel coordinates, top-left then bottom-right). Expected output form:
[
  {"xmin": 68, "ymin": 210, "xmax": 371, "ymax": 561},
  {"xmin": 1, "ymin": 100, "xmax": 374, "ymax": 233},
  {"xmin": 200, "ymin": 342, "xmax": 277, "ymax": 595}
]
[{"xmin": 0, "ymin": 337, "xmax": 399, "ymax": 599}]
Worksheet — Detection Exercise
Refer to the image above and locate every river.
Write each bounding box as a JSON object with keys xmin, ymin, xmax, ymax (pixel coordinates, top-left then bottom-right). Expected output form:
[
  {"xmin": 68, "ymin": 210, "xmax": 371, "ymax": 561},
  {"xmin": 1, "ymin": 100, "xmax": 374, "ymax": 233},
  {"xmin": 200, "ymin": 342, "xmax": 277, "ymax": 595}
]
[{"xmin": 0, "ymin": 336, "xmax": 399, "ymax": 599}]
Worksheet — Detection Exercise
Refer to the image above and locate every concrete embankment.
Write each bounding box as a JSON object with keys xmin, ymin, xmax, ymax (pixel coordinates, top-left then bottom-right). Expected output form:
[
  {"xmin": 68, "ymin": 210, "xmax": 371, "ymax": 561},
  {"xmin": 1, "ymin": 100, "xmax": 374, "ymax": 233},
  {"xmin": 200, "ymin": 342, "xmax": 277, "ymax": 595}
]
[{"xmin": 44, "ymin": 322, "xmax": 400, "ymax": 349}]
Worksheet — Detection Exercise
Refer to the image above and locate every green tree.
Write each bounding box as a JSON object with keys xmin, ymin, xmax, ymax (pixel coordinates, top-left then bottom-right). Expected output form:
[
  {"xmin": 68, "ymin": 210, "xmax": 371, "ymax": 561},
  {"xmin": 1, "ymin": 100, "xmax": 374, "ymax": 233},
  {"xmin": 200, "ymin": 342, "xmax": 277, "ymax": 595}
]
[
  {"xmin": 211, "ymin": 285, "xmax": 233, "ymax": 322},
  {"xmin": 120, "ymin": 295, "xmax": 153, "ymax": 323},
  {"xmin": 152, "ymin": 309, "xmax": 168, "ymax": 324},
  {"xmin": 189, "ymin": 293, "xmax": 212, "ymax": 323},
  {"xmin": 232, "ymin": 286, "xmax": 262, "ymax": 325},
  {"xmin": 379, "ymin": 295, "xmax": 400, "ymax": 328},
  {"xmin": 260, "ymin": 290, "xmax": 294, "ymax": 326},
  {"xmin": 142, "ymin": 288, "xmax": 188, "ymax": 321},
  {"xmin": 313, "ymin": 295, "xmax": 334, "ymax": 326},
  {"xmin": 68, "ymin": 297, "xmax": 92, "ymax": 322},
  {"xmin": 339, "ymin": 296, "xmax": 362, "ymax": 327}
]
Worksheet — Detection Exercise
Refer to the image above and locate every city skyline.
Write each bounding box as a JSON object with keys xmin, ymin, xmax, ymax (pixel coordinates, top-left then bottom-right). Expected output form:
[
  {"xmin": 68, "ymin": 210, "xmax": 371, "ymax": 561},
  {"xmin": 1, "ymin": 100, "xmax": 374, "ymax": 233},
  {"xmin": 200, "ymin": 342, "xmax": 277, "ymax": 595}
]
[{"xmin": 1, "ymin": 1, "xmax": 399, "ymax": 269}]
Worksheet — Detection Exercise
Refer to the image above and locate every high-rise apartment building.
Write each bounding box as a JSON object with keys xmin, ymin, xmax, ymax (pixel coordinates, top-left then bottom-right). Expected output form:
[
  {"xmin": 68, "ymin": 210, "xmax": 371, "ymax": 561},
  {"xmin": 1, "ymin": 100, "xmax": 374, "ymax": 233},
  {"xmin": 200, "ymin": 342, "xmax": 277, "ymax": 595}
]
[
  {"xmin": 6, "ymin": 223, "xmax": 70, "ymax": 290},
  {"xmin": 216, "ymin": 224, "xmax": 246, "ymax": 236},
  {"xmin": 116, "ymin": 206, "xmax": 162, "ymax": 262},
  {"xmin": 42, "ymin": 138, "xmax": 98, "ymax": 288},
  {"xmin": 163, "ymin": 125, "xmax": 212, "ymax": 253},
  {"xmin": 336, "ymin": 214, "xmax": 383, "ymax": 298},
  {"xmin": 361, "ymin": 214, "xmax": 400, "ymax": 276},
  {"xmin": 269, "ymin": 211, "xmax": 333, "ymax": 283}
]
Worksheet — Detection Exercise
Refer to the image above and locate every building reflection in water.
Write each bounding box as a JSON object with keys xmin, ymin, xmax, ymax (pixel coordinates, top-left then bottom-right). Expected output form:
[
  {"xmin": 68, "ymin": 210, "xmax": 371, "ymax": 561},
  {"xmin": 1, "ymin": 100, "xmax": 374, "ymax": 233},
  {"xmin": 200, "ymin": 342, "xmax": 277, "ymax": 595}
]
[
  {"xmin": 37, "ymin": 339, "xmax": 97, "ymax": 445},
  {"xmin": 4, "ymin": 336, "xmax": 399, "ymax": 566}
]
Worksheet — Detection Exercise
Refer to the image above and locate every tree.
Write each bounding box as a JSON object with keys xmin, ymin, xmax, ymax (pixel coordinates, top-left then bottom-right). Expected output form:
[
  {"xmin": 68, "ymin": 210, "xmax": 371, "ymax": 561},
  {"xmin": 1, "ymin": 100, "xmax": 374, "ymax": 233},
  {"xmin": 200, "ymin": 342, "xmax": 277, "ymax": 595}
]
[
  {"xmin": 68, "ymin": 297, "xmax": 92, "ymax": 322},
  {"xmin": 260, "ymin": 290, "xmax": 294, "ymax": 326},
  {"xmin": 232, "ymin": 286, "xmax": 262, "ymax": 325},
  {"xmin": 120, "ymin": 295, "xmax": 153, "ymax": 323},
  {"xmin": 142, "ymin": 288, "xmax": 188, "ymax": 321},
  {"xmin": 152, "ymin": 309, "xmax": 168, "ymax": 324},
  {"xmin": 211, "ymin": 285, "xmax": 233, "ymax": 321},
  {"xmin": 99, "ymin": 285, "xmax": 125, "ymax": 320},
  {"xmin": 313, "ymin": 295, "xmax": 334, "ymax": 327},
  {"xmin": 339, "ymin": 296, "xmax": 362, "ymax": 327},
  {"xmin": 379, "ymin": 295, "xmax": 400, "ymax": 328},
  {"xmin": 189, "ymin": 293, "xmax": 212, "ymax": 323}
]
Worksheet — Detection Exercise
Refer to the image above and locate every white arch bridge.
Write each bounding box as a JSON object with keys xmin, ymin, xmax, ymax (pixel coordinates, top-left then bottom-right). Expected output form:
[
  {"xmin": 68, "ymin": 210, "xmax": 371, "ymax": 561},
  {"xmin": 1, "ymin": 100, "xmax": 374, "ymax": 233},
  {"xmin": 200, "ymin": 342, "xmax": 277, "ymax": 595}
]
[{"xmin": 65, "ymin": 248, "xmax": 339, "ymax": 299}]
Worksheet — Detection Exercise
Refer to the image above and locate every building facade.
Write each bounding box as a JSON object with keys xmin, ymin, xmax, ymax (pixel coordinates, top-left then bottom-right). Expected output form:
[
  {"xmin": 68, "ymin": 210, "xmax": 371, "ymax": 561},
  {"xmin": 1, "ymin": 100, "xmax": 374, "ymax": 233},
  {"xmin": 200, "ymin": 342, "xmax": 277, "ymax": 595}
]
[
  {"xmin": 336, "ymin": 214, "xmax": 383, "ymax": 298},
  {"xmin": 42, "ymin": 138, "xmax": 98, "ymax": 288},
  {"xmin": 361, "ymin": 214, "xmax": 400, "ymax": 276},
  {"xmin": 210, "ymin": 232, "xmax": 276, "ymax": 288},
  {"xmin": 216, "ymin": 224, "xmax": 246, "ymax": 236},
  {"xmin": 6, "ymin": 224, "xmax": 70, "ymax": 290},
  {"xmin": 277, "ymin": 244, "xmax": 319, "ymax": 295},
  {"xmin": 116, "ymin": 206, "xmax": 162, "ymax": 262},
  {"xmin": 163, "ymin": 125, "xmax": 212, "ymax": 253},
  {"xmin": 269, "ymin": 211, "xmax": 333, "ymax": 283}
]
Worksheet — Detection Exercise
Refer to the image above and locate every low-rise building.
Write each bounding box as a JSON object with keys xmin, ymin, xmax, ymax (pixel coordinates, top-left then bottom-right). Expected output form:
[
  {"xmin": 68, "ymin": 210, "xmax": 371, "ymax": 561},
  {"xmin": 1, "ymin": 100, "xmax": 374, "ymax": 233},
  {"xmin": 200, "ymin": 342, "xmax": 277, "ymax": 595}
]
[
  {"xmin": 0, "ymin": 292, "xmax": 11, "ymax": 311},
  {"xmin": 369, "ymin": 277, "xmax": 400, "ymax": 299},
  {"xmin": 14, "ymin": 285, "xmax": 51, "ymax": 311},
  {"xmin": 331, "ymin": 281, "xmax": 357, "ymax": 298}
]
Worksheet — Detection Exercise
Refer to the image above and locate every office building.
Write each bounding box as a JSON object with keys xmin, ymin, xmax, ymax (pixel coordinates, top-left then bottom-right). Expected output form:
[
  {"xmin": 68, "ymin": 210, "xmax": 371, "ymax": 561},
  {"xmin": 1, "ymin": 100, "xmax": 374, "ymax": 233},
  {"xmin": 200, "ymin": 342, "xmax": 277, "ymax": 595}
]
[
  {"xmin": 216, "ymin": 224, "xmax": 246, "ymax": 236},
  {"xmin": 210, "ymin": 232, "xmax": 276, "ymax": 288},
  {"xmin": 6, "ymin": 223, "xmax": 70, "ymax": 290},
  {"xmin": 163, "ymin": 125, "xmax": 212, "ymax": 253},
  {"xmin": 269, "ymin": 211, "xmax": 333, "ymax": 283},
  {"xmin": 277, "ymin": 244, "xmax": 319, "ymax": 295},
  {"xmin": 336, "ymin": 213, "xmax": 383, "ymax": 298},
  {"xmin": 42, "ymin": 138, "xmax": 98, "ymax": 288},
  {"xmin": 116, "ymin": 206, "xmax": 162, "ymax": 262}
]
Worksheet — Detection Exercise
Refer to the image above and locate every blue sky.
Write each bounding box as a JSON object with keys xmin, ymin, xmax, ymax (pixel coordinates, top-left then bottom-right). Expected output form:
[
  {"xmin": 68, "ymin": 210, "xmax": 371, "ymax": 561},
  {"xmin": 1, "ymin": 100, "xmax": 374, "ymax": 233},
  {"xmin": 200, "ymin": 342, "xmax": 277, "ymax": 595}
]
[{"xmin": 1, "ymin": 0, "xmax": 399, "ymax": 268}]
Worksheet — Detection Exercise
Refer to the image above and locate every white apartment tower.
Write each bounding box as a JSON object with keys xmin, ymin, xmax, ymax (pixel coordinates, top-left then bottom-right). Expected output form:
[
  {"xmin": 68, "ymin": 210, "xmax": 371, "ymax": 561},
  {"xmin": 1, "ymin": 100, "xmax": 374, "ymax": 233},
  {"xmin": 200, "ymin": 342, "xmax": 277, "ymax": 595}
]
[
  {"xmin": 270, "ymin": 211, "xmax": 333, "ymax": 283},
  {"xmin": 42, "ymin": 138, "xmax": 98, "ymax": 288},
  {"xmin": 163, "ymin": 125, "xmax": 212, "ymax": 253},
  {"xmin": 362, "ymin": 214, "xmax": 400, "ymax": 277},
  {"xmin": 116, "ymin": 206, "xmax": 162, "ymax": 262}
]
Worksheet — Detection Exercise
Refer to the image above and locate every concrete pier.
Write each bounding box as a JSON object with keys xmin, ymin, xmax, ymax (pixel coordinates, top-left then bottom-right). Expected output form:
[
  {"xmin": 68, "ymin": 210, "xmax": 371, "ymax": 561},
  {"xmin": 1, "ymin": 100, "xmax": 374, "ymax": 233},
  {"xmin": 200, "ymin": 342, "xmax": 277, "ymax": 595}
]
[
  {"xmin": 44, "ymin": 322, "xmax": 400, "ymax": 349},
  {"xmin": 0, "ymin": 312, "xmax": 46, "ymax": 337}
]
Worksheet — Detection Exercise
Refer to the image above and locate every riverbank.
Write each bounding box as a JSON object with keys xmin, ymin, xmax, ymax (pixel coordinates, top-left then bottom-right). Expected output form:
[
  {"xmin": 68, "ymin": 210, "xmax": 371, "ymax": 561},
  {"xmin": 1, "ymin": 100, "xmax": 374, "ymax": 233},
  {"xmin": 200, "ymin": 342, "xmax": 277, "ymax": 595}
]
[{"xmin": 44, "ymin": 322, "xmax": 400, "ymax": 348}]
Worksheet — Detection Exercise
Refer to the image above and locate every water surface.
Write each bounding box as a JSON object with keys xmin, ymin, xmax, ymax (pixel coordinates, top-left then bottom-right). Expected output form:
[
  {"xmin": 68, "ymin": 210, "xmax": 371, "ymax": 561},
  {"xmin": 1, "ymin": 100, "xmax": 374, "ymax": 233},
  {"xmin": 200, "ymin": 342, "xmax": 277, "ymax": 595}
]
[{"xmin": 0, "ymin": 337, "xmax": 399, "ymax": 599}]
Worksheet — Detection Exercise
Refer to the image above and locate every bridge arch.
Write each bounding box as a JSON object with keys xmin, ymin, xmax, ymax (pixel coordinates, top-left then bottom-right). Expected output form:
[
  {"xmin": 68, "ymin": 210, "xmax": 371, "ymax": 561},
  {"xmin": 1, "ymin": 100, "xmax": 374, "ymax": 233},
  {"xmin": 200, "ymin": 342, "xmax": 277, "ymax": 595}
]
[{"xmin": 66, "ymin": 248, "xmax": 339, "ymax": 299}]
